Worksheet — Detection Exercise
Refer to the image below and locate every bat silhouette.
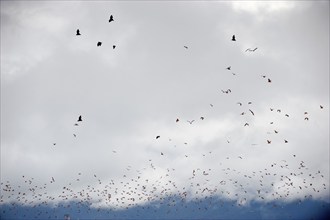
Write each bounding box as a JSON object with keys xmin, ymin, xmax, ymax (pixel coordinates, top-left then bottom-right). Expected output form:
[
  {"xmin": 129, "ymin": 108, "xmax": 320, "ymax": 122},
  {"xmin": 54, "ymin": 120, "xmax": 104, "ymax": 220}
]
[{"xmin": 109, "ymin": 15, "xmax": 114, "ymax": 22}]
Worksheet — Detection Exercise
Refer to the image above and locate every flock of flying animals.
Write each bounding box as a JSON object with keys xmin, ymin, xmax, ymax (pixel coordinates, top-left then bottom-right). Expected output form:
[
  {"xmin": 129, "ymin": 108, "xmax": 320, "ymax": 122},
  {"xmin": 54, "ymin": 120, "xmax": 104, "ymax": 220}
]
[{"xmin": 1, "ymin": 12, "xmax": 329, "ymax": 219}]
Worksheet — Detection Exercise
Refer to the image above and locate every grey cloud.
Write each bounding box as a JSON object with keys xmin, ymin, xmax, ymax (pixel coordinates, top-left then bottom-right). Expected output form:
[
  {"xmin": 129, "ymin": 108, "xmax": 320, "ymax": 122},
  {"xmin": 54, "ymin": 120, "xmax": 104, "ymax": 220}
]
[{"xmin": 0, "ymin": 1, "xmax": 329, "ymax": 208}]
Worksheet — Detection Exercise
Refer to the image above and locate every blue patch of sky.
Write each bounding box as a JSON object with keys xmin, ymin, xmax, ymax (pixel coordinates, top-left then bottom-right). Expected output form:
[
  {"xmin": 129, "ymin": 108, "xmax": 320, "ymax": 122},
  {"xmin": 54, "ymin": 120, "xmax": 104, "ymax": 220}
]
[{"xmin": 1, "ymin": 197, "xmax": 329, "ymax": 220}]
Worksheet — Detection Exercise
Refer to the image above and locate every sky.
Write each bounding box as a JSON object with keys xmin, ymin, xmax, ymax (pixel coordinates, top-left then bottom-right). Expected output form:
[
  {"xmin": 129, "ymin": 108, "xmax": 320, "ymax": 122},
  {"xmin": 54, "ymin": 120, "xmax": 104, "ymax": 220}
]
[{"xmin": 0, "ymin": 0, "xmax": 329, "ymax": 219}]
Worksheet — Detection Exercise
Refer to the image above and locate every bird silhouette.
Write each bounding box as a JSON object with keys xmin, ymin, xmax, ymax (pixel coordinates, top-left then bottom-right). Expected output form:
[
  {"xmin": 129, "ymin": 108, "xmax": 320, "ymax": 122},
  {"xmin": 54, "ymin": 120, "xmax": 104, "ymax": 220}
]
[
  {"xmin": 249, "ymin": 109, "xmax": 255, "ymax": 116},
  {"xmin": 176, "ymin": 118, "xmax": 179, "ymax": 123},
  {"xmin": 109, "ymin": 15, "xmax": 114, "ymax": 22},
  {"xmin": 267, "ymin": 140, "xmax": 271, "ymax": 144},
  {"xmin": 268, "ymin": 78, "xmax": 272, "ymax": 83},
  {"xmin": 187, "ymin": 120, "xmax": 195, "ymax": 125},
  {"xmin": 320, "ymin": 105, "xmax": 324, "ymax": 109},
  {"xmin": 76, "ymin": 29, "xmax": 81, "ymax": 36},
  {"xmin": 221, "ymin": 89, "xmax": 231, "ymax": 94},
  {"xmin": 184, "ymin": 46, "xmax": 188, "ymax": 49},
  {"xmin": 77, "ymin": 115, "xmax": 82, "ymax": 122},
  {"xmin": 113, "ymin": 45, "xmax": 116, "ymax": 49},
  {"xmin": 200, "ymin": 117, "xmax": 205, "ymax": 120},
  {"xmin": 156, "ymin": 136, "xmax": 160, "ymax": 139},
  {"xmin": 231, "ymin": 35, "xmax": 236, "ymax": 41},
  {"xmin": 245, "ymin": 47, "xmax": 258, "ymax": 52},
  {"xmin": 97, "ymin": 42, "xmax": 102, "ymax": 47},
  {"xmin": 226, "ymin": 66, "xmax": 231, "ymax": 70}
]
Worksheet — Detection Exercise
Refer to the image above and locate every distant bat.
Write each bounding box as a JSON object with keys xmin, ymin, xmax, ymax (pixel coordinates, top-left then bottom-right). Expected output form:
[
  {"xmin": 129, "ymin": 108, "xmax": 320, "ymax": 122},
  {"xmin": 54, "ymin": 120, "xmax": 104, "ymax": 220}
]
[
  {"xmin": 187, "ymin": 120, "xmax": 195, "ymax": 124},
  {"xmin": 109, "ymin": 15, "xmax": 114, "ymax": 22},
  {"xmin": 221, "ymin": 89, "xmax": 231, "ymax": 94},
  {"xmin": 245, "ymin": 47, "xmax": 258, "ymax": 52}
]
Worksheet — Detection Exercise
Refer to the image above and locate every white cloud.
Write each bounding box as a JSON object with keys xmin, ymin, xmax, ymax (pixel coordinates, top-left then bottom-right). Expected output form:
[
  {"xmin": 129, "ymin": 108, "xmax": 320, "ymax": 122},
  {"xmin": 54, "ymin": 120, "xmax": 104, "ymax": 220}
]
[
  {"xmin": 231, "ymin": 1, "xmax": 296, "ymax": 15},
  {"xmin": 0, "ymin": 2, "xmax": 71, "ymax": 82}
]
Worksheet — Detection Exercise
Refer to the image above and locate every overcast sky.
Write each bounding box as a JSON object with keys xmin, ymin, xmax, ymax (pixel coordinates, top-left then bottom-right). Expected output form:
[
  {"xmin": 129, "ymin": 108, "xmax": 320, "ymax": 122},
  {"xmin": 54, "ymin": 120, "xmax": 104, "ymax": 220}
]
[{"xmin": 1, "ymin": 0, "xmax": 329, "ymax": 213}]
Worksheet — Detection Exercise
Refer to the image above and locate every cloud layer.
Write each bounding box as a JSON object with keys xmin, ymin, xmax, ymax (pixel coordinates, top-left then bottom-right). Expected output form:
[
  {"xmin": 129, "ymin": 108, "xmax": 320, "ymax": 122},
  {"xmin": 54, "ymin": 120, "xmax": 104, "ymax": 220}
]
[{"xmin": 1, "ymin": 1, "xmax": 329, "ymax": 211}]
